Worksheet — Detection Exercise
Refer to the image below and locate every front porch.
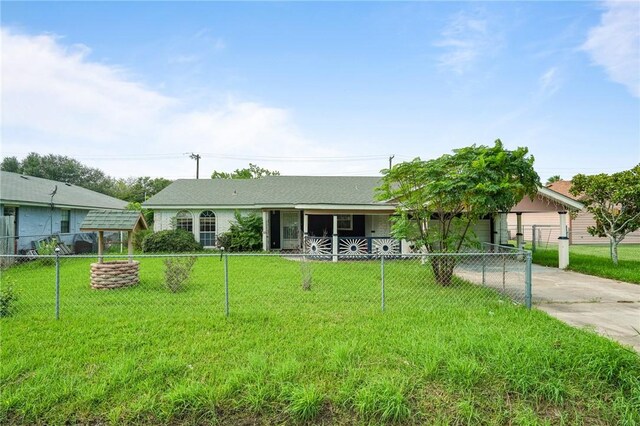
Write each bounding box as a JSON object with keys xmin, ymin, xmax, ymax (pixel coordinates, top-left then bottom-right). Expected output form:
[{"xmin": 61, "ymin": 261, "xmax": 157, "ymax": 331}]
[{"xmin": 261, "ymin": 209, "xmax": 403, "ymax": 259}]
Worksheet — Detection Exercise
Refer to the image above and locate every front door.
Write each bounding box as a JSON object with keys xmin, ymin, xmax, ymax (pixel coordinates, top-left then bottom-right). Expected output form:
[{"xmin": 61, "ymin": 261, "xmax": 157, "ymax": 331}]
[{"xmin": 281, "ymin": 211, "xmax": 300, "ymax": 250}]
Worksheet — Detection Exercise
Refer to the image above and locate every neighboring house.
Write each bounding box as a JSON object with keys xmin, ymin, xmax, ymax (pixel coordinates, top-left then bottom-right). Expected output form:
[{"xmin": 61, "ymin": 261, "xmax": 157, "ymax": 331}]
[
  {"xmin": 0, "ymin": 171, "xmax": 127, "ymax": 254},
  {"xmin": 143, "ymin": 176, "xmax": 574, "ymax": 256},
  {"xmin": 508, "ymin": 180, "xmax": 640, "ymax": 245}
]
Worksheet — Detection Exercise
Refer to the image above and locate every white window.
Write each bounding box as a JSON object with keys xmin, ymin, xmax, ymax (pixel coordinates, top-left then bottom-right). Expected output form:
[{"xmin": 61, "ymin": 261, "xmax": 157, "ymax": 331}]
[
  {"xmin": 175, "ymin": 211, "xmax": 193, "ymax": 232},
  {"xmin": 199, "ymin": 211, "xmax": 216, "ymax": 246},
  {"xmin": 337, "ymin": 214, "xmax": 353, "ymax": 231}
]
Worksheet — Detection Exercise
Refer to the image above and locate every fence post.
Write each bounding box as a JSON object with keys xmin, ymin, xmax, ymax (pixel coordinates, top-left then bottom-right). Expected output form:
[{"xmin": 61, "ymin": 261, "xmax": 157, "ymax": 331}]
[
  {"xmin": 380, "ymin": 255, "xmax": 385, "ymax": 312},
  {"xmin": 532, "ymin": 225, "xmax": 536, "ymax": 253},
  {"xmin": 224, "ymin": 253, "xmax": 230, "ymax": 317},
  {"xmin": 481, "ymin": 252, "xmax": 486, "ymax": 286},
  {"xmin": 55, "ymin": 247, "xmax": 61, "ymax": 320},
  {"xmin": 502, "ymin": 252, "xmax": 506, "ymax": 291},
  {"xmin": 525, "ymin": 250, "xmax": 532, "ymax": 309}
]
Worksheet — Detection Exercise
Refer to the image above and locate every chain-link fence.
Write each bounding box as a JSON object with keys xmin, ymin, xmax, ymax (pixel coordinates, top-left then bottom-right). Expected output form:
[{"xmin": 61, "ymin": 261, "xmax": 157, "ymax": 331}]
[
  {"xmin": 0, "ymin": 231, "xmax": 126, "ymax": 256},
  {"xmin": 507, "ymin": 225, "xmax": 640, "ymax": 251},
  {"xmin": 0, "ymin": 248, "xmax": 531, "ymax": 321}
]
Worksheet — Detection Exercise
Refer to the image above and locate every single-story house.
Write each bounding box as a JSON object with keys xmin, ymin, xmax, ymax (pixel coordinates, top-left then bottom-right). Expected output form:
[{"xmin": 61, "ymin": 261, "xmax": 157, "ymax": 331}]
[
  {"xmin": 143, "ymin": 176, "xmax": 581, "ymax": 261},
  {"xmin": 507, "ymin": 180, "xmax": 640, "ymax": 245},
  {"xmin": 0, "ymin": 171, "xmax": 127, "ymax": 254}
]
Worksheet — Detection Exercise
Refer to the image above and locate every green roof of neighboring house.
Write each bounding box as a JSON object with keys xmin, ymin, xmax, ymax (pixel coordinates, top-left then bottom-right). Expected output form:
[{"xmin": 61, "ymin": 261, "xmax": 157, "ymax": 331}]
[
  {"xmin": 143, "ymin": 176, "xmax": 391, "ymax": 208},
  {"xmin": 0, "ymin": 171, "xmax": 127, "ymax": 210},
  {"xmin": 80, "ymin": 210, "xmax": 148, "ymax": 231}
]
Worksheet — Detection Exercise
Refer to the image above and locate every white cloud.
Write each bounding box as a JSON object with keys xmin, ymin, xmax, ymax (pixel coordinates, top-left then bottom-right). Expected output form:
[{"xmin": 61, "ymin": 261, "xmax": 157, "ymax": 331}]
[
  {"xmin": 539, "ymin": 66, "xmax": 561, "ymax": 97},
  {"xmin": 434, "ymin": 10, "xmax": 501, "ymax": 75},
  {"xmin": 582, "ymin": 0, "xmax": 640, "ymax": 97},
  {"xmin": 212, "ymin": 38, "xmax": 226, "ymax": 51},
  {"xmin": 0, "ymin": 28, "xmax": 343, "ymax": 178}
]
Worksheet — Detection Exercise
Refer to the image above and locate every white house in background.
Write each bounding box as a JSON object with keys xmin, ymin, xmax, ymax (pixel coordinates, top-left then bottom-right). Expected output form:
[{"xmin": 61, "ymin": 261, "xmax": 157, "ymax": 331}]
[
  {"xmin": 143, "ymin": 176, "xmax": 582, "ymax": 264},
  {"xmin": 143, "ymin": 176, "xmax": 418, "ymax": 257},
  {"xmin": 0, "ymin": 171, "xmax": 127, "ymax": 254}
]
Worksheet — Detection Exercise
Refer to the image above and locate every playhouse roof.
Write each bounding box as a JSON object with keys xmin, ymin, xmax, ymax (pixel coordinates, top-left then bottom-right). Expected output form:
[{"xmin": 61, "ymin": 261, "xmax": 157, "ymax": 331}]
[{"xmin": 80, "ymin": 209, "xmax": 148, "ymax": 232}]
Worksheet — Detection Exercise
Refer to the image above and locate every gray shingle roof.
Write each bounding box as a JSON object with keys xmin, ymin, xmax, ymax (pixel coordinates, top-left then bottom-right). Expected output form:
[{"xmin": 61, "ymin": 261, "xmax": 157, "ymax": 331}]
[
  {"xmin": 1, "ymin": 171, "xmax": 127, "ymax": 210},
  {"xmin": 80, "ymin": 210, "xmax": 148, "ymax": 231},
  {"xmin": 143, "ymin": 176, "xmax": 389, "ymax": 208}
]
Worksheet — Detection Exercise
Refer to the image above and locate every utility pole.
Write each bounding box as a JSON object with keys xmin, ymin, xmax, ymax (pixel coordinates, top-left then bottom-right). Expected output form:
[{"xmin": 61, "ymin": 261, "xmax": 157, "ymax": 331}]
[
  {"xmin": 389, "ymin": 154, "xmax": 395, "ymax": 170},
  {"xmin": 189, "ymin": 153, "xmax": 201, "ymax": 179}
]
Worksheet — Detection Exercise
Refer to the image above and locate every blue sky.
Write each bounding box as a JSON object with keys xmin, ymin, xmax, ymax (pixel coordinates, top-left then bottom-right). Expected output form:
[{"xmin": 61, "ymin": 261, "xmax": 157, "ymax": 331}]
[{"xmin": 1, "ymin": 1, "xmax": 638, "ymax": 180}]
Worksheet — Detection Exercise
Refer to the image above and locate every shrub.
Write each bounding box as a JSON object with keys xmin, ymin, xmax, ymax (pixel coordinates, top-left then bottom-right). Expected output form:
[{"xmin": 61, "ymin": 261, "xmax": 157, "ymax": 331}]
[
  {"xmin": 142, "ymin": 229, "xmax": 201, "ymax": 253},
  {"xmin": 217, "ymin": 211, "xmax": 263, "ymax": 252},
  {"xmin": 132, "ymin": 229, "xmax": 152, "ymax": 251},
  {"xmin": 163, "ymin": 257, "xmax": 197, "ymax": 292},
  {"xmin": 37, "ymin": 238, "xmax": 58, "ymax": 266},
  {"xmin": 0, "ymin": 282, "xmax": 17, "ymax": 317}
]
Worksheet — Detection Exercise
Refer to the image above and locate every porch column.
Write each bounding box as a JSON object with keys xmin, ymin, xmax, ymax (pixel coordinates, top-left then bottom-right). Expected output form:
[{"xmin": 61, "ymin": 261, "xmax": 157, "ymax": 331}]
[
  {"xmin": 516, "ymin": 213, "xmax": 524, "ymax": 250},
  {"xmin": 303, "ymin": 213, "xmax": 309, "ymax": 253},
  {"xmin": 558, "ymin": 211, "xmax": 569, "ymax": 269},
  {"xmin": 262, "ymin": 211, "xmax": 269, "ymax": 251},
  {"xmin": 127, "ymin": 230, "xmax": 133, "ymax": 263},
  {"xmin": 493, "ymin": 213, "xmax": 508, "ymax": 245},
  {"xmin": 332, "ymin": 214, "xmax": 338, "ymax": 262},
  {"xmin": 98, "ymin": 231, "xmax": 104, "ymax": 264}
]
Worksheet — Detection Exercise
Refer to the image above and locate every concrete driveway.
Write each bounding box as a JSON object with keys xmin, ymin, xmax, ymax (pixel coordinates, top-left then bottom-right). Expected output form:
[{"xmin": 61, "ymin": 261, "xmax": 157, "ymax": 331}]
[{"xmin": 531, "ymin": 265, "xmax": 640, "ymax": 351}]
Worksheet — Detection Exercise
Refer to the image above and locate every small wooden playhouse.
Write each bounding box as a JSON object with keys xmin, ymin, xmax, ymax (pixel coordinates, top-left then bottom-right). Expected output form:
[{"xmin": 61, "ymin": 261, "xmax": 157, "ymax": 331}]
[{"xmin": 80, "ymin": 210, "xmax": 148, "ymax": 289}]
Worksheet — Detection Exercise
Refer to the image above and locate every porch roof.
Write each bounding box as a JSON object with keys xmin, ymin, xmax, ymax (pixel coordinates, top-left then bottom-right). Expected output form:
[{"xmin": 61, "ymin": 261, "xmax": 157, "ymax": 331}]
[
  {"xmin": 144, "ymin": 176, "xmax": 394, "ymax": 209},
  {"xmin": 511, "ymin": 187, "xmax": 584, "ymax": 213}
]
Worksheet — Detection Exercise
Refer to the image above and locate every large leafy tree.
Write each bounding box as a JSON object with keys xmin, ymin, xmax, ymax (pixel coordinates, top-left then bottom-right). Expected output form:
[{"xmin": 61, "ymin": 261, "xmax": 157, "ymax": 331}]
[
  {"xmin": 2, "ymin": 153, "xmax": 173, "ymax": 203},
  {"xmin": 211, "ymin": 163, "xmax": 280, "ymax": 179},
  {"xmin": 0, "ymin": 156, "xmax": 20, "ymax": 173},
  {"xmin": 112, "ymin": 176, "xmax": 173, "ymax": 203},
  {"xmin": 570, "ymin": 165, "xmax": 640, "ymax": 265},
  {"xmin": 2, "ymin": 153, "xmax": 114, "ymax": 195},
  {"xmin": 377, "ymin": 140, "xmax": 540, "ymax": 285}
]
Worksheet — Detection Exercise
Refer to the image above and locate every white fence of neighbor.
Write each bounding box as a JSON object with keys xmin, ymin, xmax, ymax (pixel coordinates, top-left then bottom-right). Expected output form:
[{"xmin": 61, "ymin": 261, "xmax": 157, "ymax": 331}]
[{"xmin": 0, "ymin": 245, "xmax": 532, "ymax": 321}]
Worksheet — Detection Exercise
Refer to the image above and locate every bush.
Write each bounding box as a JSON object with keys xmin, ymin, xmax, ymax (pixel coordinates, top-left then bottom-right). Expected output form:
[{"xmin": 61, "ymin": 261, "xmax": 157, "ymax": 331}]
[
  {"xmin": 217, "ymin": 211, "xmax": 263, "ymax": 252},
  {"xmin": 0, "ymin": 283, "xmax": 17, "ymax": 317},
  {"xmin": 37, "ymin": 238, "xmax": 58, "ymax": 266},
  {"xmin": 142, "ymin": 229, "xmax": 201, "ymax": 253},
  {"xmin": 163, "ymin": 257, "xmax": 197, "ymax": 292},
  {"xmin": 132, "ymin": 229, "xmax": 152, "ymax": 251}
]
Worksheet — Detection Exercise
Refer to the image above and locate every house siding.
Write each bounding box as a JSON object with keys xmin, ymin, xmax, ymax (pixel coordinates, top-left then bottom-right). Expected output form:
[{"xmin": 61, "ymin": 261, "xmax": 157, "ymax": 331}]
[
  {"xmin": 507, "ymin": 212, "xmax": 561, "ymax": 242},
  {"xmin": 508, "ymin": 211, "xmax": 640, "ymax": 245},
  {"xmin": 0, "ymin": 204, "xmax": 92, "ymax": 251},
  {"xmin": 153, "ymin": 209, "xmax": 258, "ymax": 245},
  {"xmin": 571, "ymin": 211, "xmax": 640, "ymax": 245}
]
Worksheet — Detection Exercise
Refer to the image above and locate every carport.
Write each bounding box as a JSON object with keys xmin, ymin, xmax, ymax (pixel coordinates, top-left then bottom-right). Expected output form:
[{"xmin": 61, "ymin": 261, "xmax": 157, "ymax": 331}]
[{"xmin": 507, "ymin": 187, "xmax": 584, "ymax": 268}]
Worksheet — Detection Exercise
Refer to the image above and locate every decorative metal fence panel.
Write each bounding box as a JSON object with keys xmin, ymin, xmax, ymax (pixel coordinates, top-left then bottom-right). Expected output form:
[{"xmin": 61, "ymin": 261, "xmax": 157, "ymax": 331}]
[{"xmin": 0, "ymin": 248, "xmax": 531, "ymax": 321}]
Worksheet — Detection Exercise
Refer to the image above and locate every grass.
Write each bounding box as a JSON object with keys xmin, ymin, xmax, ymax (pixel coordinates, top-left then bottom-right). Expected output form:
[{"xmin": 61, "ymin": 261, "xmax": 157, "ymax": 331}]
[
  {"xmin": 1, "ymin": 254, "xmax": 639, "ymax": 424},
  {"xmin": 532, "ymin": 244, "xmax": 640, "ymax": 284}
]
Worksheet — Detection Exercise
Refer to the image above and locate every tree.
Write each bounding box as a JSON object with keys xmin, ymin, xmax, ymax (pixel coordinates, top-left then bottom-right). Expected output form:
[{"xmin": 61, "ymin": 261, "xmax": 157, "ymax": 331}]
[
  {"xmin": 1, "ymin": 153, "xmax": 173, "ymax": 203},
  {"xmin": 546, "ymin": 175, "xmax": 561, "ymax": 185},
  {"xmin": 3, "ymin": 153, "xmax": 115, "ymax": 195},
  {"xmin": 377, "ymin": 140, "xmax": 540, "ymax": 285},
  {"xmin": 0, "ymin": 157, "xmax": 20, "ymax": 173},
  {"xmin": 211, "ymin": 163, "xmax": 280, "ymax": 179},
  {"xmin": 112, "ymin": 176, "xmax": 173, "ymax": 203},
  {"xmin": 570, "ymin": 165, "xmax": 640, "ymax": 265}
]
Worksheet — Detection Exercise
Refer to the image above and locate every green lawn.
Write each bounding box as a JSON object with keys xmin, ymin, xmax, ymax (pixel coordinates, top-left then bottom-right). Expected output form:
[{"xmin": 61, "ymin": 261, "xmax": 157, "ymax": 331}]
[
  {"xmin": 1, "ymin": 255, "xmax": 639, "ymax": 424},
  {"xmin": 532, "ymin": 244, "xmax": 640, "ymax": 284}
]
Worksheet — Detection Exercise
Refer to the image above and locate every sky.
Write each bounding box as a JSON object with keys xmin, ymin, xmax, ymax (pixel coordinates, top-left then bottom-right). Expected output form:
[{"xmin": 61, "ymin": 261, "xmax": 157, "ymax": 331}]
[{"xmin": 1, "ymin": 1, "xmax": 639, "ymax": 182}]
